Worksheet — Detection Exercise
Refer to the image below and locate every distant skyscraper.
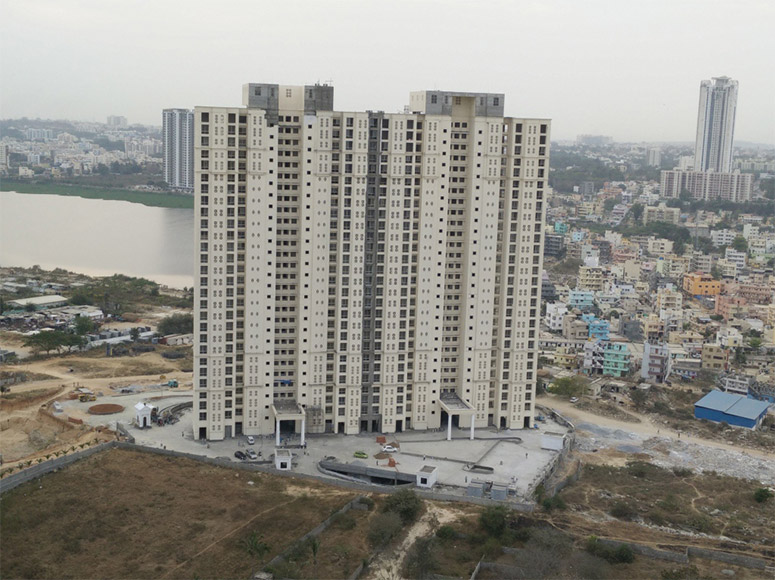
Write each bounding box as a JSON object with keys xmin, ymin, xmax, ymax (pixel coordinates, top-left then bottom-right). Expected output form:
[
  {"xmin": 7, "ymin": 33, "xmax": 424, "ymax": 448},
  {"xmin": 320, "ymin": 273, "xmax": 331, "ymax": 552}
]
[
  {"xmin": 646, "ymin": 147, "xmax": 661, "ymax": 168},
  {"xmin": 107, "ymin": 115, "xmax": 128, "ymax": 127},
  {"xmin": 163, "ymin": 108, "xmax": 194, "ymax": 191},
  {"xmin": 694, "ymin": 77, "xmax": 738, "ymax": 173}
]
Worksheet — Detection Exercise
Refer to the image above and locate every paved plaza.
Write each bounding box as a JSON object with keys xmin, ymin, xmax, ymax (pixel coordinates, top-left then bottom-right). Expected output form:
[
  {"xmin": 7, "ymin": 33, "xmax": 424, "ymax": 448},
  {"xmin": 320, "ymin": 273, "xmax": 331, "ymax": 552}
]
[{"xmin": 60, "ymin": 389, "xmax": 568, "ymax": 498}]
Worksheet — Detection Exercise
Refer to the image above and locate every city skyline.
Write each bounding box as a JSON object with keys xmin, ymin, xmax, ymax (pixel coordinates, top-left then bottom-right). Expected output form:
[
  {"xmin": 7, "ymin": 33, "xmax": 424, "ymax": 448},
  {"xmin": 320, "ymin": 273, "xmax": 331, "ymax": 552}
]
[{"xmin": 1, "ymin": 0, "xmax": 774, "ymax": 145}]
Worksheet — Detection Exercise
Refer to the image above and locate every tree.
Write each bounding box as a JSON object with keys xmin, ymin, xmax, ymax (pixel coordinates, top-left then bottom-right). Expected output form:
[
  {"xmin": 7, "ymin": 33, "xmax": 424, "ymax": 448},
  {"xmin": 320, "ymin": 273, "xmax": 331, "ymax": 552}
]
[
  {"xmin": 25, "ymin": 303, "xmax": 37, "ymax": 312},
  {"xmin": 754, "ymin": 488, "xmax": 773, "ymax": 503},
  {"xmin": 479, "ymin": 505, "xmax": 508, "ymax": 537},
  {"xmin": 631, "ymin": 388, "xmax": 648, "ymax": 409},
  {"xmin": 368, "ymin": 512, "xmax": 403, "ymax": 547},
  {"xmin": 405, "ymin": 537, "xmax": 438, "ymax": 579},
  {"xmin": 130, "ymin": 327, "xmax": 141, "ymax": 342},
  {"xmin": 548, "ymin": 376, "xmax": 586, "ymax": 398},
  {"xmin": 382, "ymin": 489, "xmax": 423, "ymax": 525},
  {"xmin": 63, "ymin": 333, "xmax": 86, "ymax": 352},
  {"xmin": 74, "ymin": 315, "xmax": 94, "ymax": 335},
  {"xmin": 157, "ymin": 313, "xmax": 193, "ymax": 336},
  {"xmin": 629, "ymin": 204, "xmax": 644, "ymax": 223},
  {"xmin": 734, "ymin": 347, "xmax": 747, "ymax": 365},
  {"xmin": 749, "ymin": 337, "xmax": 762, "ymax": 350},
  {"xmin": 731, "ymin": 236, "xmax": 748, "ymax": 252}
]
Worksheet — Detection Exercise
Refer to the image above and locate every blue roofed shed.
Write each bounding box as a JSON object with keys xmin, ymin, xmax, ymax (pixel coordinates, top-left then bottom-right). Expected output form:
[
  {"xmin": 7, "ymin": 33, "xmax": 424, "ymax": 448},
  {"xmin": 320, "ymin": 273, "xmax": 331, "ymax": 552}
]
[{"xmin": 694, "ymin": 390, "xmax": 770, "ymax": 429}]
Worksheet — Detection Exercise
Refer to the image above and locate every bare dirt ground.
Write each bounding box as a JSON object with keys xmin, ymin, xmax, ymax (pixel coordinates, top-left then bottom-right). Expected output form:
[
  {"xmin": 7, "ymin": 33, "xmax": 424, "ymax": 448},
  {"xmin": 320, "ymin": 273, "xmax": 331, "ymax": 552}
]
[
  {"xmin": 0, "ymin": 349, "xmax": 192, "ymax": 464},
  {"xmin": 544, "ymin": 394, "xmax": 774, "ymax": 461}
]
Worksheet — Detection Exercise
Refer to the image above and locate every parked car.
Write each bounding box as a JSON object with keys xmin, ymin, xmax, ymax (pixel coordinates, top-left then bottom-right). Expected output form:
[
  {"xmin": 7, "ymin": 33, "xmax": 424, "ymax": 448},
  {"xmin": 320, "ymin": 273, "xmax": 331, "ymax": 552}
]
[
  {"xmin": 569, "ymin": 397, "xmax": 579, "ymax": 403},
  {"xmin": 353, "ymin": 451, "xmax": 368, "ymax": 459},
  {"xmin": 382, "ymin": 445, "xmax": 398, "ymax": 453},
  {"xmin": 247, "ymin": 435, "xmax": 255, "ymax": 444},
  {"xmin": 246, "ymin": 448, "xmax": 258, "ymax": 460},
  {"xmin": 234, "ymin": 451, "xmax": 247, "ymax": 460}
]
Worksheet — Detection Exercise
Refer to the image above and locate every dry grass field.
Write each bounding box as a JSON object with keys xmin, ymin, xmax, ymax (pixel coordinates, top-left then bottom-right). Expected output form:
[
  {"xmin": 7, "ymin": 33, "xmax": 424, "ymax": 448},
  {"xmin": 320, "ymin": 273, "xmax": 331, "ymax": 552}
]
[
  {"xmin": 0, "ymin": 448, "xmax": 357, "ymax": 579},
  {"xmin": 558, "ymin": 461, "xmax": 775, "ymax": 547}
]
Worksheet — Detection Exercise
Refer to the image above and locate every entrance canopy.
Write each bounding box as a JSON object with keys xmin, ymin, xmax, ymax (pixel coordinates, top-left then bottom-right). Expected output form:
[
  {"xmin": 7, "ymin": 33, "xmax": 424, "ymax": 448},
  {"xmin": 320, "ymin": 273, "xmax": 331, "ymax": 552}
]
[
  {"xmin": 439, "ymin": 392, "xmax": 476, "ymax": 440},
  {"xmin": 271, "ymin": 399, "xmax": 306, "ymax": 447}
]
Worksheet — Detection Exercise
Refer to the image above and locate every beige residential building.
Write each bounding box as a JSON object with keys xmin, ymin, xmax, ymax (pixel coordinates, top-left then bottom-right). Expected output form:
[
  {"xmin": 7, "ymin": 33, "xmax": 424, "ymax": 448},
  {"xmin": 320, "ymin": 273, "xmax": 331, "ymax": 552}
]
[
  {"xmin": 193, "ymin": 84, "xmax": 550, "ymax": 441},
  {"xmin": 578, "ymin": 266, "xmax": 604, "ymax": 292},
  {"xmin": 656, "ymin": 287, "xmax": 682, "ymax": 311},
  {"xmin": 643, "ymin": 203, "xmax": 680, "ymax": 225},
  {"xmin": 646, "ymin": 237, "xmax": 674, "ymax": 256},
  {"xmin": 660, "ymin": 169, "xmax": 752, "ymax": 202},
  {"xmin": 701, "ymin": 344, "xmax": 727, "ymax": 371}
]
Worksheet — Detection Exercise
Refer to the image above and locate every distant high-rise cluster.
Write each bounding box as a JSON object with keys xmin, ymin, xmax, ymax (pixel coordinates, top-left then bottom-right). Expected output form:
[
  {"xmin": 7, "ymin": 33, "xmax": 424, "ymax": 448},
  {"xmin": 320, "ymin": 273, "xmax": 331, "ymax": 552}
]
[
  {"xmin": 694, "ymin": 76, "xmax": 738, "ymax": 173},
  {"xmin": 192, "ymin": 84, "xmax": 550, "ymax": 441},
  {"xmin": 661, "ymin": 77, "xmax": 749, "ymax": 202},
  {"xmin": 107, "ymin": 115, "xmax": 128, "ymax": 128},
  {"xmin": 162, "ymin": 108, "xmax": 194, "ymax": 191}
]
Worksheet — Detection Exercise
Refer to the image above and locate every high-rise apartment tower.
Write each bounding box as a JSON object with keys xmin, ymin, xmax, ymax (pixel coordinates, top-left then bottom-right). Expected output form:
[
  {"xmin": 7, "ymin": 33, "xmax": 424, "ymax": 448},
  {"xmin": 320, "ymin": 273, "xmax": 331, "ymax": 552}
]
[
  {"xmin": 163, "ymin": 108, "xmax": 194, "ymax": 190},
  {"xmin": 694, "ymin": 76, "xmax": 738, "ymax": 173},
  {"xmin": 193, "ymin": 84, "xmax": 550, "ymax": 441}
]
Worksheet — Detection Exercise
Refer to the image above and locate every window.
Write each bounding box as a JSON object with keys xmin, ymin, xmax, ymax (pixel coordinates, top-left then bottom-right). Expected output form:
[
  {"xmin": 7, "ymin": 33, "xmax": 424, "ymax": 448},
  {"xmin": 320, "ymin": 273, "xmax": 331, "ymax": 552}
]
[
  {"xmin": 431, "ymin": 94, "xmax": 437, "ymax": 104},
  {"xmin": 493, "ymin": 97, "xmax": 500, "ymax": 106},
  {"xmin": 286, "ymin": 88, "xmax": 292, "ymax": 97}
]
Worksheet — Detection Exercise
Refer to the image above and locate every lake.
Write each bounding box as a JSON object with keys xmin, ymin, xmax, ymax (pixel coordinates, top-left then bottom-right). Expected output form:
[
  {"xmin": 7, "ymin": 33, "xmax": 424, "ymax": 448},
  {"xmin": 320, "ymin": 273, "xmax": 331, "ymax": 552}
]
[{"xmin": 0, "ymin": 191, "xmax": 194, "ymax": 288}]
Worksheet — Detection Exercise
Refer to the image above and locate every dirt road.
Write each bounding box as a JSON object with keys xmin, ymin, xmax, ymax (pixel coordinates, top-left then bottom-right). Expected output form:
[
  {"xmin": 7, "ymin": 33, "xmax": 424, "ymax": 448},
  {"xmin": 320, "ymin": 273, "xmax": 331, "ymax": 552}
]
[
  {"xmin": 544, "ymin": 395, "xmax": 773, "ymax": 461},
  {"xmin": 364, "ymin": 503, "xmax": 461, "ymax": 580}
]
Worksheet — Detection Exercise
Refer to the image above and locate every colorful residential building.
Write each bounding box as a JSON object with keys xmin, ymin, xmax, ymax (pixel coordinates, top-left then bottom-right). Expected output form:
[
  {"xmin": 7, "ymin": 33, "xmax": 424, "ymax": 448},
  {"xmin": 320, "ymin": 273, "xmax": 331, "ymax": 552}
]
[
  {"xmin": 603, "ymin": 342, "xmax": 630, "ymax": 377},
  {"xmin": 554, "ymin": 221, "xmax": 569, "ymax": 234},
  {"xmin": 682, "ymin": 272, "xmax": 721, "ymax": 296},
  {"xmin": 568, "ymin": 290, "xmax": 595, "ymax": 310},
  {"xmin": 582, "ymin": 314, "xmax": 610, "ymax": 340}
]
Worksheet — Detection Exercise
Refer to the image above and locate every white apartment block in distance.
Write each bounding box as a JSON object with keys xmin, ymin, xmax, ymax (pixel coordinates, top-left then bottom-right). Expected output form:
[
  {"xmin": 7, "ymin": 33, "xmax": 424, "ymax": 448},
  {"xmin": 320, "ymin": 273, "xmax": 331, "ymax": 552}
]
[
  {"xmin": 163, "ymin": 108, "xmax": 194, "ymax": 191},
  {"xmin": 193, "ymin": 83, "xmax": 550, "ymax": 441}
]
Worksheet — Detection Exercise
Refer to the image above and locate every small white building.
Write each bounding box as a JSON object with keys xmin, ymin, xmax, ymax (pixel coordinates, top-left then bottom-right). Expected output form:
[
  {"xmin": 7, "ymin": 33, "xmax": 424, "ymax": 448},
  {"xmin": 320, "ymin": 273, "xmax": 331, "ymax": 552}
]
[
  {"xmin": 275, "ymin": 449, "xmax": 293, "ymax": 471},
  {"xmin": 545, "ymin": 302, "xmax": 568, "ymax": 332},
  {"xmin": 416, "ymin": 465, "xmax": 438, "ymax": 489},
  {"xmin": 134, "ymin": 402, "xmax": 154, "ymax": 428}
]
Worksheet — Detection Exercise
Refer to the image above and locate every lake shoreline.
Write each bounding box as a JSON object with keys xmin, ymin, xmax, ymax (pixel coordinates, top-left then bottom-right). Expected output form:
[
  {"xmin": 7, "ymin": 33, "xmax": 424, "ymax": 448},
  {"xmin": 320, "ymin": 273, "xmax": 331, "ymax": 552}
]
[{"xmin": 1, "ymin": 181, "xmax": 194, "ymax": 209}]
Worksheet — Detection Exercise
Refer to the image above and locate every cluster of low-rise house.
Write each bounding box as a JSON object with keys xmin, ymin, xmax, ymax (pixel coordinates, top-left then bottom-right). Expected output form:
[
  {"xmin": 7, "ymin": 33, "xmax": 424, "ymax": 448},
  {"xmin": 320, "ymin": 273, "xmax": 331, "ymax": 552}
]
[{"xmin": 540, "ymin": 187, "xmax": 775, "ymax": 417}]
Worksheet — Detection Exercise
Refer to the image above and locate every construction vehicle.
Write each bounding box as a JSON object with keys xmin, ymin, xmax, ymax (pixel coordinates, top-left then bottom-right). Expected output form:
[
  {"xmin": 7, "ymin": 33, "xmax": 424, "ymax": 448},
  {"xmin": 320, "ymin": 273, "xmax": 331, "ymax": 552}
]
[{"xmin": 78, "ymin": 394, "xmax": 97, "ymax": 402}]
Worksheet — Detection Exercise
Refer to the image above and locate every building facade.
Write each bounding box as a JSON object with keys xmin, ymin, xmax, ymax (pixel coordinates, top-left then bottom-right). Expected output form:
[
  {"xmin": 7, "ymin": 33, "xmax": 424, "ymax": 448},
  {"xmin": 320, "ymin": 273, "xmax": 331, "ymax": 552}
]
[
  {"xmin": 660, "ymin": 170, "xmax": 751, "ymax": 202},
  {"xmin": 694, "ymin": 77, "xmax": 738, "ymax": 173},
  {"xmin": 163, "ymin": 108, "xmax": 194, "ymax": 191},
  {"xmin": 683, "ymin": 272, "xmax": 721, "ymax": 296},
  {"xmin": 193, "ymin": 84, "xmax": 550, "ymax": 441},
  {"xmin": 643, "ymin": 203, "xmax": 680, "ymax": 225}
]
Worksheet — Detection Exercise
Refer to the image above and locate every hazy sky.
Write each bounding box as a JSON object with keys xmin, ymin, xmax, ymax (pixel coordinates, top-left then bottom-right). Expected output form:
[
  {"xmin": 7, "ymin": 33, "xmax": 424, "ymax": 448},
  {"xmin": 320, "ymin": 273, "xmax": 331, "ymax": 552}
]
[{"xmin": 2, "ymin": 0, "xmax": 773, "ymax": 144}]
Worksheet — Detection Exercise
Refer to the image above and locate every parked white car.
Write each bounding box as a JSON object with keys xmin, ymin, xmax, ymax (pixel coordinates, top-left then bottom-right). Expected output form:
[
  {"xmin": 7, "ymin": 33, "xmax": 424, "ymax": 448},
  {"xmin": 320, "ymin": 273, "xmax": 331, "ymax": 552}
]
[
  {"xmin": 247, "ymin": 435, "xmax": 255, "ymax": 444},
  {"xmin": 246, "ymin": 448, "xmax": 258, "ymax": 460},
  {"xmin": 382, "ymin": 445, "xmax": 399, "ymax": 453}
]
